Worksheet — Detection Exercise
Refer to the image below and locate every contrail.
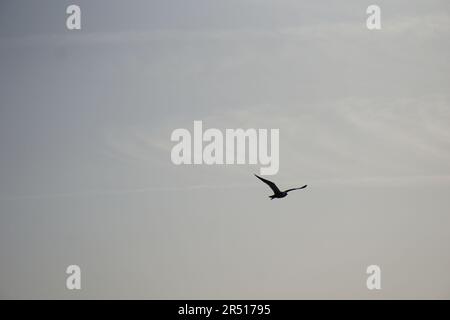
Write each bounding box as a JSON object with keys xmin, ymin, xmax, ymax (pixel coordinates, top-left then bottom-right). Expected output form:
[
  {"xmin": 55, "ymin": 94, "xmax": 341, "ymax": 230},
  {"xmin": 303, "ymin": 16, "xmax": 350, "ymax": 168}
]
[{"xmin": 0, "ymin": 184, "xmax": 257, "ymax": 202}]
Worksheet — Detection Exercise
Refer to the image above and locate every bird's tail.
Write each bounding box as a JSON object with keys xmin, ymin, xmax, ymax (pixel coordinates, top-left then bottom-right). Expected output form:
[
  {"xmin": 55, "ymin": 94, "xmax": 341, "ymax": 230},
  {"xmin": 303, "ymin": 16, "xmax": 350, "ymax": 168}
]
[{"xmin": 269, "ymin": 195, "xmax": 276, "ymax": 200}]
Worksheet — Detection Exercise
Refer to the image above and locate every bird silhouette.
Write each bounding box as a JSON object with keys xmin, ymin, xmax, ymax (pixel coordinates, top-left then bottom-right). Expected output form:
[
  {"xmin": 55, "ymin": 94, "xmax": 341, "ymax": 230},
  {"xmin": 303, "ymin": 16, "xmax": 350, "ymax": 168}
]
[{"xmin": 255, "ymin": 174, "xmax": 307, "ymax": 200}]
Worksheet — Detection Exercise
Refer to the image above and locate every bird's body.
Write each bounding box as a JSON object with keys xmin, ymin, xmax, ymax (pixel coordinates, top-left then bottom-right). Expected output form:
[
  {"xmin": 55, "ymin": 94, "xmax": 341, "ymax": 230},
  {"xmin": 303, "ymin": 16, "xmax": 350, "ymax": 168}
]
[
  {"xmin": 270, "ymin": 191, "xmax": 288, "ymax": 199},
  {"xmin": 255, "ymin": 174, "xmax": 307, "ymax": 199}
]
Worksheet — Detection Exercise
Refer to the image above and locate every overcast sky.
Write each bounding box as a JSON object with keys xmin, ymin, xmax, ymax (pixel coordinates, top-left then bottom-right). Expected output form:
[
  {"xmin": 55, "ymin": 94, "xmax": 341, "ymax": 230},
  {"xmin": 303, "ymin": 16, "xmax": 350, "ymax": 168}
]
[{"xmin": 1, "ymin": 0, "xmax": 450, "ymax": 299}]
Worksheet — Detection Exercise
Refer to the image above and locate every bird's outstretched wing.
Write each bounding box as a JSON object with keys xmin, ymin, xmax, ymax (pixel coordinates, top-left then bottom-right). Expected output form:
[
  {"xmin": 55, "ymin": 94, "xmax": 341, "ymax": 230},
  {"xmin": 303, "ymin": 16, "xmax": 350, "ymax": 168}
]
[
  {"xmin": 285, "ymin": 185, "xmax": 308, "ymax": 193},
  {"xmin": 254, "ymin": 174, "xmax": 281, "ymax": 194}
]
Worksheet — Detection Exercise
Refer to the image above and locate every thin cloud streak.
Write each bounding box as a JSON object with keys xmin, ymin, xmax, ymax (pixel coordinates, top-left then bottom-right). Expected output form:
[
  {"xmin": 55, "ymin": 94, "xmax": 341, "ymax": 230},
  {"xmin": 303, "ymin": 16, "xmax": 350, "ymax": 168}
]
[{"xmin": 2, "ymin": 174, "xmax": 450, "ymax": 202}]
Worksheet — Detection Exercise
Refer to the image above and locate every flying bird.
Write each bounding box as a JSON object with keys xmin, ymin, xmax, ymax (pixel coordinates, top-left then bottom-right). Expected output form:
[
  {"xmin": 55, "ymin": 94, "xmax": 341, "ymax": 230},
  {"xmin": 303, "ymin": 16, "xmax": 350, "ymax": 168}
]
[{"xmin": 254, "ymin": 174, "xmax": 307, "ymax": 200}]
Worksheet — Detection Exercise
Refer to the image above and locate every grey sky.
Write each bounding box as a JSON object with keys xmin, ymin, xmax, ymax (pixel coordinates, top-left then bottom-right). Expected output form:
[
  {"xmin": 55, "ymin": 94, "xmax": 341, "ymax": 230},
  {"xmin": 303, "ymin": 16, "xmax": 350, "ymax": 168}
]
[{"xmin": 1, "ymin": 0, "xmax": 450, "ymax": 298}]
